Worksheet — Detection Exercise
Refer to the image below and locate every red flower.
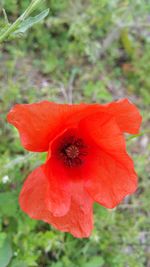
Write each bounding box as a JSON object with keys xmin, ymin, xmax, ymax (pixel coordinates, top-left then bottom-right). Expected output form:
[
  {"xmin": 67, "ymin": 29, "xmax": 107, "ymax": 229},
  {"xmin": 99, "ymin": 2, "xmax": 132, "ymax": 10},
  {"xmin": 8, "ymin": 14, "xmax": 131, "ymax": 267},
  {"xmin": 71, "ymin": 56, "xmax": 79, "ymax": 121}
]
[{"xmin": 7, "ymin": 99, "xmax": 142, "ymax": 238}]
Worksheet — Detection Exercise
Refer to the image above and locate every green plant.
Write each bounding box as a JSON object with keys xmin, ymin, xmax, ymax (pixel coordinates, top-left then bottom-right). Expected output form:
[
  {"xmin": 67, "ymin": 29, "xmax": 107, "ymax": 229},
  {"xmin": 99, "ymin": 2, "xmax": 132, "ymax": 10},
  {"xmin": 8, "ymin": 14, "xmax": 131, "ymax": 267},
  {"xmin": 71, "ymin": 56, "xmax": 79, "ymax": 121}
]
[{"xmin": 0, "ymin": 0, "xmax": 49, "ymax": 43}]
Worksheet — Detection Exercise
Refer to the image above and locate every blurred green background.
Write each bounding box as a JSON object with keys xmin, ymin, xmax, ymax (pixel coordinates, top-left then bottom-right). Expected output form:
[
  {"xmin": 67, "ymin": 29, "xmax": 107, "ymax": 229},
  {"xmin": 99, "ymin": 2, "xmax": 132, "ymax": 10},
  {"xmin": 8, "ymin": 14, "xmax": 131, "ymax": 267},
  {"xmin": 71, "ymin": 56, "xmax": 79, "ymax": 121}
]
[{"xmin": 0, "ymin": 0, "xmax": 150, "ymax": 266}]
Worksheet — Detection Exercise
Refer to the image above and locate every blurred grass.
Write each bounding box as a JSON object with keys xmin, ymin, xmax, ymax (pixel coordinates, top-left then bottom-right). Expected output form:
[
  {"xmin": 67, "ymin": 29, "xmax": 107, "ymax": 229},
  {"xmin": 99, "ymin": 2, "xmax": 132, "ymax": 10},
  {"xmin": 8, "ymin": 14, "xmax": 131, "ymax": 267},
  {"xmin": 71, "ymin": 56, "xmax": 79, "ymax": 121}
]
[{"xmin": 0, "ymin": 0, "xmax": 150, "ymax": 267}]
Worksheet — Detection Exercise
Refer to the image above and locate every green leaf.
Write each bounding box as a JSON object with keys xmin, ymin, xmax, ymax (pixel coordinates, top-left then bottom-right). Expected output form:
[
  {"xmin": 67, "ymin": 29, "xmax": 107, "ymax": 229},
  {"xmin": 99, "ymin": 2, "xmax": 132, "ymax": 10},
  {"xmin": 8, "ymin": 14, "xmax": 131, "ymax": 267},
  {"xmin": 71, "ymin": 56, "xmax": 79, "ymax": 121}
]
[
  {"xmin": 0, "ymin": 233, "xmax": 7, "ymax": 248},
  {"xmin": 51, "ymin": 263, "xmax": 63, "ymax": 267},
  {"xmin": 120, "ymin": 28, "xmax": 134, "ymax": 57},
  {"xmin": 0, "ymin": 236, "xmax": 13, "ymax": 267},
  {"xmin": 10, "ymin": 260, "xmax": 28, "ymax": 267},
  {"xmin": 14, "ymin": 9, "xmax": 49, "ymax": 34},
  {"xmin": 81, "ymin": 256, "xmax": 104, "ymax": 267},
  {"xmin": 0, "ymin": 192, "xmax": 18, "ymax": 217},
  {"xmin": 0, "ymin": 24, "xmax": 10, "ymax": 36}
]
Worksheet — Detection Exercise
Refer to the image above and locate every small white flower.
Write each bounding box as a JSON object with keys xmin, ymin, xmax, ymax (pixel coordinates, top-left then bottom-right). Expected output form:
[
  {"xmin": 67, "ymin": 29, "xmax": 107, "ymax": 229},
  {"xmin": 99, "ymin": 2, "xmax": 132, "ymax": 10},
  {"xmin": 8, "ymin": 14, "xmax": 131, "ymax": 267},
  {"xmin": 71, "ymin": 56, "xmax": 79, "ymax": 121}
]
[{"xmin": 2, "ymin": 175, "xmax": 10, "ymax": 184}]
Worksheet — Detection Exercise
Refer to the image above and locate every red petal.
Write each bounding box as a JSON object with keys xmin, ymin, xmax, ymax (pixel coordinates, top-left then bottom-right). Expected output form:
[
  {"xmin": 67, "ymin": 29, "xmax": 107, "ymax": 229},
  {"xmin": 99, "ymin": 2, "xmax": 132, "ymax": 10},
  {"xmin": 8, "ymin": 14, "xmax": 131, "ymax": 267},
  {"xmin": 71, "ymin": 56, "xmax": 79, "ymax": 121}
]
[
  {"xmin": 79, "ymin": 112, "xmax": 137, "ymax": 208},
  {"xmin": 19, "ymin": 166, "xmax": 93, "ymax": 238},
  {"xmin": 7, "ymin": 101, "xmax": 86, "ymax": 152},
  {"xmin": 107, "ymin": 98, "xmax": 142, "ymax": 134},
  {"xmin": 85, "ymin": 150, "xmax": 137, "ymax": 208},
  {"xmin": 43, "ymin": 159, "xmax": 71, "ymax": 217},
  {"xmin": 19, "ymin": 166, "xmax": 48, "ymax": 218},
  {"xmin": 49, "ymin": 181, "xmax": 93, "ymax": 238},
  {"xmin": 7, "ymin": 99, "xmax": 142, "ymax": 152},
  {"xmin": 69, "ymin": 99, "xmax": 142, "ymax": 135},
  {"xmin": 79, "ymin": 113, "xmax": 126, "ymax": 153}
]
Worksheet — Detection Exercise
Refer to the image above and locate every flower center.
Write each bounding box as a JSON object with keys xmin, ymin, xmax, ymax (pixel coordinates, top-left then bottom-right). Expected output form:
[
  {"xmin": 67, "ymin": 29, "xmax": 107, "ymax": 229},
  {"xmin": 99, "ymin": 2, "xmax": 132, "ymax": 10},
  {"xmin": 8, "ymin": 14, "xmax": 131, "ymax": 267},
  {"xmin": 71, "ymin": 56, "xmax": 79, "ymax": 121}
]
[
  {"xmin": 58, "ymin": 135, "xmax": 88, "ymax": 167},
  {"xmin": 65, "ymin": 145, "xmax": 79, "ymax": 159}
]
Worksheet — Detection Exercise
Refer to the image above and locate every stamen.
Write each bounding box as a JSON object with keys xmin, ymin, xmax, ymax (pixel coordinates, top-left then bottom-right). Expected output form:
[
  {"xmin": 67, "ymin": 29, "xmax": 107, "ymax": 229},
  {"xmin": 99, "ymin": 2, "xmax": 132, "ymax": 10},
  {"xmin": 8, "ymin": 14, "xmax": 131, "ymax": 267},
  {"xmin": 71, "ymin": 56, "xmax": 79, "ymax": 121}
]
[{"xmin": 58, "ymin": 136, "xmax": 87, "ymax": 167}]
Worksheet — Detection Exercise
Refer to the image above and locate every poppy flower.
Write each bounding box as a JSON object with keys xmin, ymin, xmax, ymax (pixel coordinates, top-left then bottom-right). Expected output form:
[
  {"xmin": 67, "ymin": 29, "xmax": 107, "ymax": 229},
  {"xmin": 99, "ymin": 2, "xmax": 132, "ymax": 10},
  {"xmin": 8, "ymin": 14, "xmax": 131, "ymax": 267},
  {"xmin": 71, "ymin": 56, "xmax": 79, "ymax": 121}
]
[{"xmin": 7, "ymin": 99, "xmax": 142, "ymax": 238}]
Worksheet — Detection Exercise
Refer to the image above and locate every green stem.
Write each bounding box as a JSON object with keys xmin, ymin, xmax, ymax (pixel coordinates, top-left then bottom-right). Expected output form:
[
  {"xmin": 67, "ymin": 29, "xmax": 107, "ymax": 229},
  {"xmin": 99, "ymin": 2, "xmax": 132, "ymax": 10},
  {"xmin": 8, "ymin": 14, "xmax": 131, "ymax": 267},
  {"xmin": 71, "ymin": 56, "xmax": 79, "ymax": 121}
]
[
  {"xmin": 127, "ymin": 129, "xmax": 150, "ymax": 141},
  {"xmin": 0, "ymin": 0, "xmax": 44, "ymax": 43}
]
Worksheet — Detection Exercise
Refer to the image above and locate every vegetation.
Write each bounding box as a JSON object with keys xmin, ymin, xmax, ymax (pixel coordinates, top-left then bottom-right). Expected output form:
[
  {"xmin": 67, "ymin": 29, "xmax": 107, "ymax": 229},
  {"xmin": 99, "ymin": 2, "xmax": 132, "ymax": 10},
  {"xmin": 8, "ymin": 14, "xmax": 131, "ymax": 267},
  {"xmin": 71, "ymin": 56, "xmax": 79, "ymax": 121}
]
[{"xmin": 0, "ymin": 0, "xmax": 150, "ymax": 266}]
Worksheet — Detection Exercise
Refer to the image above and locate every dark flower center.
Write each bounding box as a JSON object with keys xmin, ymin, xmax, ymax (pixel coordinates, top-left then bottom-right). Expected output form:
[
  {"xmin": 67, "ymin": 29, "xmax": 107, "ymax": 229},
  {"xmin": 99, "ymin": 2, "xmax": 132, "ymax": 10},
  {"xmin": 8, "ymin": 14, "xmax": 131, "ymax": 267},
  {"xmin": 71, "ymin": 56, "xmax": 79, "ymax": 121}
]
[
  {"xmin": 58, "ymin": 136, "xmax": 87, "ymax": 167},
  {"xmin": 65, "ymin": 145, "xmax": 79, "ymax": 159}
]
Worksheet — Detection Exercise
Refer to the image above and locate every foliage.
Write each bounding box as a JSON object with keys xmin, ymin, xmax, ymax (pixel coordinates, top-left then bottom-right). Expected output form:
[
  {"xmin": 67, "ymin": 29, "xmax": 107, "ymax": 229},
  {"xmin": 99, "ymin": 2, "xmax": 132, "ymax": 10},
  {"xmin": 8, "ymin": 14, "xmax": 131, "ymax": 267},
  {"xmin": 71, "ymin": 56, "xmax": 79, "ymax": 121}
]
[
  {"xmin": 0, "ymin": 0, "xmax": 49, "ymax": 43},
  {"xmin": 0, "ymin": 0, "xmax": 150, "ymax": 266}
]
